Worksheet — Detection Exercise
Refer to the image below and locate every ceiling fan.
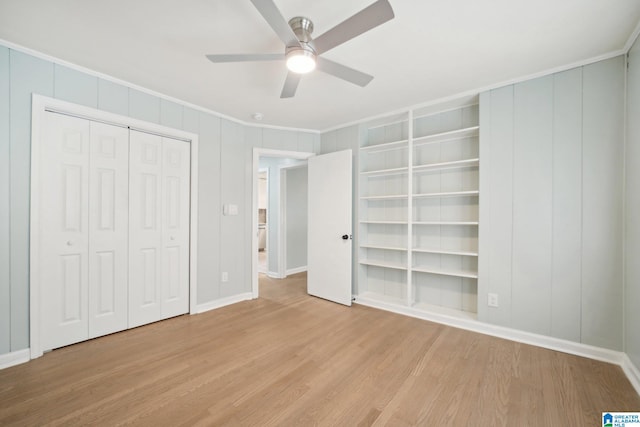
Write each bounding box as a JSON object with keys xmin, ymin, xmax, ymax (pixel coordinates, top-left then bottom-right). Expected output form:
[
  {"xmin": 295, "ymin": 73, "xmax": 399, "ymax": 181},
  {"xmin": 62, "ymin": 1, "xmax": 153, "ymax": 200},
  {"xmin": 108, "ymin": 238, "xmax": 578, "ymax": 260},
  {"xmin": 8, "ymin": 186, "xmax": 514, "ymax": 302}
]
[{"xmin": 206, "ymin": 0, "xmax": 395, "ymax": 98}]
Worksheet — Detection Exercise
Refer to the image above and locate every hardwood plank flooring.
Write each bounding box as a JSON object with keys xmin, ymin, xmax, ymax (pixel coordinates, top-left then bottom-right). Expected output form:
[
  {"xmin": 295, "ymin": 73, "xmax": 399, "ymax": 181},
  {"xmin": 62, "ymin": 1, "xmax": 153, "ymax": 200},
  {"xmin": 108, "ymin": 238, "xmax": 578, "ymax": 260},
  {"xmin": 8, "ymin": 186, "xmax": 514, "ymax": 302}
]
[{"xmin": 0, "ymin": 272, "xmax": 638, "ymax": 426}]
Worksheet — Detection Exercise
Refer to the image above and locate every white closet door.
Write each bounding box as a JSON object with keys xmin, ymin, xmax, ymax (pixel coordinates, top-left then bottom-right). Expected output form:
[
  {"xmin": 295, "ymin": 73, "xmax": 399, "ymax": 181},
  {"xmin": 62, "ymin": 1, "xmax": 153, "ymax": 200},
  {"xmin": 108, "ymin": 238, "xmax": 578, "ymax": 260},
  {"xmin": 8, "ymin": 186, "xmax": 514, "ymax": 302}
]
[
  {"xmin": 161, "ymin": 138, "xmax": 190, "ymax": 319},
  {"xmin": 129, "ymin": 131, "xmax": 163, "ymax": 328},
  {"xmin": 40, "ymin": 112, "xmax": 91, "ymax": 351},
  {"xmin": 88, "ymin": 122, "xmax": 129, "ymax": 338}
]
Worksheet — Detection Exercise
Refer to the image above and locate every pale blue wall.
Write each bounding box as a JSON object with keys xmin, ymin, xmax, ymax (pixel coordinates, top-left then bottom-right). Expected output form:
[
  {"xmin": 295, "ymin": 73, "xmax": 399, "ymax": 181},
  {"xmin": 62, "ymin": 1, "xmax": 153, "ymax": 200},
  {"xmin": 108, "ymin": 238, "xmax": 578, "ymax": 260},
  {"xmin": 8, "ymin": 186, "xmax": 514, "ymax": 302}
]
[
  {"xmin": 285, "ymin": 166, "xmax": 308, "ymax": 271},
  {"xmin": 626, "ymin": 38, "xmax": 640, "ymax": 369},
  {"xmin": 478, "ymin": 56, "xmax": 625, "ymax": 350},
  {"xmin": 0, "ymin": 44, "xmax": 320, "ymax": 356}
]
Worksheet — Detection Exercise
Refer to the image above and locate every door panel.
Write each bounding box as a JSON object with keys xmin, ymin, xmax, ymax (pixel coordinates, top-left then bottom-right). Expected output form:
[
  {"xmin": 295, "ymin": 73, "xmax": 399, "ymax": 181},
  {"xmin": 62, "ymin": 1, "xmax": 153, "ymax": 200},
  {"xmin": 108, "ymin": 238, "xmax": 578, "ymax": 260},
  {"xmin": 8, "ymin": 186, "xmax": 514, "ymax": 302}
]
[
  {"xmin": 307, "ymin": 150, "xmax": 353, "ymax": 306},
  {"xmin": 129, "ymin": 131, "xmax": 163, "ymax": 327},
  {"xmin": 40, "ymin": 112, "xmax": 90, "ymax": 351},
  {"xmin": 88, "ymin": 122, "xmax": 129, "ymax": 338},
  {"xmin": 161, "ymin": 138, "xmax": 190, "ymax": 319}
]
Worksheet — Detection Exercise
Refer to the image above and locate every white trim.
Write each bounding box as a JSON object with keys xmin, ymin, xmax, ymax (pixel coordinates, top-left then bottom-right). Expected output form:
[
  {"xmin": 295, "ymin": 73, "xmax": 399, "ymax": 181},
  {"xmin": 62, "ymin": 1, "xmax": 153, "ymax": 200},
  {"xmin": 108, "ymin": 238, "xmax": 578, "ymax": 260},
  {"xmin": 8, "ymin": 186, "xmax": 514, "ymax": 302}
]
[
  {"xmin": 623, "ymin": 18, "xmax": 640, "ymax": 53},
  {"xmin": 194, "ymin": 293, "xmax": 253, "ymax": 314},
  {"xmin": 0, "ymin": 39, "xmax": 320, "ymax": 135},
  {"xmin": 0, "ymin": 349, "xmax": 30, "ymax": 370},
  {"xmin": 354, "ymin": 295, "xmax": 625, "ymax": 366},
  {"xmin": 622, "ymin": 354, "xmax": 640, "ymax": 396},
  {"xmin": 29, "ymin": 94, "xmax": 199, "ymax": 359},
  {"xmin": 252, "ymin": 148, "xmax": 315, "ymax": 299},
  {"xmin": 286, "ymin": 266, "xmax": 307, "ymax": 275}
]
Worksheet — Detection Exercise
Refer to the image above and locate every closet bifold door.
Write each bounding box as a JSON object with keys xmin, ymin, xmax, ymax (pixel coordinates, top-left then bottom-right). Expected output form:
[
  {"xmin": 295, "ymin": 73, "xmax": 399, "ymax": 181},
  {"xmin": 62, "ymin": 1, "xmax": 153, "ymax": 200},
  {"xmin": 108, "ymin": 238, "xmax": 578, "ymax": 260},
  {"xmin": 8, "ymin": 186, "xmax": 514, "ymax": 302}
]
[
  {"xmin": 88, "ymin": 122, "xmax": 129, "ymax": 338},
  {"xmin": 160, "ymin": 138, "xmax": 190, "ymax": 320},
  {"xmin": 129, "ymin": 131, "xmax": 164, "ymax": 328},
  {"xmin": 128, "ymin": 131, "xmax": 190, "ymax": 328},
  {"xmin": 40, "ymin": 112, "xmax": 91, "ymax": 351}
]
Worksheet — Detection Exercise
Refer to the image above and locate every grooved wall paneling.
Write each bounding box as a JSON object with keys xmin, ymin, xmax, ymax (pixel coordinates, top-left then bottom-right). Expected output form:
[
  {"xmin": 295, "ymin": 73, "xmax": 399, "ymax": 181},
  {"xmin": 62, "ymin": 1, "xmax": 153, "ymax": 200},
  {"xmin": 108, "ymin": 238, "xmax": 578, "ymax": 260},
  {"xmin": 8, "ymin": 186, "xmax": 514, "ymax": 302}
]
[
  {"xmin": 0, "ymin": 46, "xmax": 10, "ymax": 354},
  {"xmin": 626, "ymin": 36, "xmax": 640, "ymax": 370},
  {"xmin": 479, "ymin": 56, "xmax": 625, "ymax": 350},
  {"xmin": 511, "ymin": 76, "xmax": 554, "ymax": 335},
  {"xmin": 550, "ymin": 68, "xmax": 583, "ymax": 342},
  {"xmin": 9, "ymin": 51, "xmax": 54, "ymax": 350},
  {"xmin": 581, "ymin": 57, "xmax": 624, "ymax": 350}
]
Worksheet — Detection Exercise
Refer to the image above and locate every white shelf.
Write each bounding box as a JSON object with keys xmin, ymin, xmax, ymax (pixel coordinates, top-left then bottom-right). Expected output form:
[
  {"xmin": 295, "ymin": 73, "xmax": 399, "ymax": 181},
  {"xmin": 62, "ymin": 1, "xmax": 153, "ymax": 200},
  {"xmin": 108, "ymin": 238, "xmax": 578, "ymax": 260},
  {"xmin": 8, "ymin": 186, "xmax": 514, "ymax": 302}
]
[
  {"xmin": 413, "ymin": 158, "xmax": 479, "ymax": 172},
  {"xmin": 360, "ymin": 194, "xmax": 408, "ymax": 201},
  {"xmin": 360, "ymin": 166, "xmax": 409, "ymax": 177},
  {"xmin": 360, "ymin": 139, "xmax": 408, "ymax": 153},
  {"xmin": 358, "ymin": 104, "xmax": 479, "ymax": 320},
  {"xmin": 413, "ymin": 126, "xmax": 479, "ymax": 147},
  {"xmin": 360, "ymin": 220, "xmax": 408, "ymax": 225},
  {"xmin": 413, "ymin": 190, "xmax": 479, "ymax": 198},
  {"xmin": 360, "ymin": 244, "xmax": 407, "ymax": 251},
  {"xmin": 413, "ymin": 221, "xmax": 479, "ymax": 225},
  {"xmin": 412, "ymin": 266, "xmax": 478, "ymax": 279},
  {"xmin": 360, "ymin": 260, "xmax": 407, "ymax": 270},
  {"xmin": 356, "ymin": 292, "xmax": 407, "ymax": 308},
  {"xmin": 410, "ymin": 302, "xmax": 477, "ymax": 321},
  {"xmin": 412, "ymin": 248, "xmax": 478, "ymax": 256}
]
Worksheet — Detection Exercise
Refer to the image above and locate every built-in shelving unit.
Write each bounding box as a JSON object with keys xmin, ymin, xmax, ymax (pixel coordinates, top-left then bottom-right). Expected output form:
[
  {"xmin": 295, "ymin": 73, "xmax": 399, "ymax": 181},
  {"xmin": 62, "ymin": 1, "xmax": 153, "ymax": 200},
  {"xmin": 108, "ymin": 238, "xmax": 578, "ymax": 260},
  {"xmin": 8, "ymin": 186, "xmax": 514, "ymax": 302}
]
[{"xmin": 356, "ymin": 100, "xmax": 479, "ymax": 319}]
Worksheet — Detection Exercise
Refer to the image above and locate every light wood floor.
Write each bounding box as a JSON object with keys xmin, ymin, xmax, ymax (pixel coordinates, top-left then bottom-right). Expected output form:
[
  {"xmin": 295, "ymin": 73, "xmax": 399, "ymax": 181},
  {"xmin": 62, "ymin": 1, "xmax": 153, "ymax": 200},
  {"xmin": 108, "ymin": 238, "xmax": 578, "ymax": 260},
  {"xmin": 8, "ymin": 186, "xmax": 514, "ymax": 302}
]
[{"xmin": 1, "ymin": 273, "xmax": 638, "ymax": 426}]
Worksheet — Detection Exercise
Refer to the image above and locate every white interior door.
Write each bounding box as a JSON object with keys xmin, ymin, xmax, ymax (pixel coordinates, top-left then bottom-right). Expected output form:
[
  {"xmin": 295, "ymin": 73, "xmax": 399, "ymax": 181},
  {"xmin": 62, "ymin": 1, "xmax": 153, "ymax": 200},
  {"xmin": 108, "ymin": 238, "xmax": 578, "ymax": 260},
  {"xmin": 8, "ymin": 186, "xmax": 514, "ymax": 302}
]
[
  {"xmin": 307, "ymin": 149, "xmax": 353, "ymax": 306},
  {"xmin": 161, "ymin": 137, "xmax": 190, "ymax": 319},
  {"xmin": 40, "ymin": 112, "xmax": 91, "ymax": 350},
  {"xmin": 88, "ymin": 122, "xmax": 129, "ymax": 338},
  {"xmin": 129, "ymin": 131, "xmax": 163, "ymax": 327}
]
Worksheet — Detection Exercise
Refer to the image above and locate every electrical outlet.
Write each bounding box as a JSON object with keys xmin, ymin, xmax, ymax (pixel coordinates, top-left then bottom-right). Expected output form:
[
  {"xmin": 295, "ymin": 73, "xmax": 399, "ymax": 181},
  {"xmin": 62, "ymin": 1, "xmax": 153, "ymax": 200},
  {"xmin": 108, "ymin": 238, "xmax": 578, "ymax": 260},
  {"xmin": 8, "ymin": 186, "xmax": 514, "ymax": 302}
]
[
  {"xmin": 487, "ymin": 293, "xmax": 499, "ymax": 307},
  {"xmin": 222, "ymin": 272, "xmax": 229, "ymax": 283}
]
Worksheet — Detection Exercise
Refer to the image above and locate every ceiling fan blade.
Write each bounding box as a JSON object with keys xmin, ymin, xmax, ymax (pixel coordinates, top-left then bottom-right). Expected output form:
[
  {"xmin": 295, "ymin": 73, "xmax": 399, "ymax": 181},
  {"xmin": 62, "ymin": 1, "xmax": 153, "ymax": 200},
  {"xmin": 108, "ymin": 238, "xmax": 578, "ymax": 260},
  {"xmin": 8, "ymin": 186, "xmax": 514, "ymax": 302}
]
[
  {"xmin": 280, "ymin": 72, "xmax": 301, "ymax": 98},
  {"xmin": 312, "ymin": 0, "xmax": 394, "ymax": 55},
  {"xmin": 206, "ymin": 53, "xmax": 284, "ymax": 63},
  {"xmin": 250, "ymin": 0, "xmax": 302, "ymax": 48},
  {"xmin": 316, "ymin": 57, "xmax": 374, "ymax": 87}
]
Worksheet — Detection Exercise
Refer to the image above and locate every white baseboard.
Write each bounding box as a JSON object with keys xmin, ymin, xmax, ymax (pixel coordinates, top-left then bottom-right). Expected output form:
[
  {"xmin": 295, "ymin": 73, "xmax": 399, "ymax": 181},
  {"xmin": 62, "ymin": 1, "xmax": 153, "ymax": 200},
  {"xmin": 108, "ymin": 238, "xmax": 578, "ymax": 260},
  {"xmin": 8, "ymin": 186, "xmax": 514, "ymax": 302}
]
[
  {"xmin": 354, "ymin": 294, "xmax": 636, "ymax": 390},
  {"xmin": 622, "ymin": 354, "xmax": 640, "ymax": 396},
  {"xmin": 194, "ymin": 292, "xmax": 253, "ymax": 314},
  {"xmin": 0, "ymin": 348, "xmax": 30, "ymax": 370},
  {"xmin": 286, "ymin": 266, "xmax": 307, "ymax": 276}
]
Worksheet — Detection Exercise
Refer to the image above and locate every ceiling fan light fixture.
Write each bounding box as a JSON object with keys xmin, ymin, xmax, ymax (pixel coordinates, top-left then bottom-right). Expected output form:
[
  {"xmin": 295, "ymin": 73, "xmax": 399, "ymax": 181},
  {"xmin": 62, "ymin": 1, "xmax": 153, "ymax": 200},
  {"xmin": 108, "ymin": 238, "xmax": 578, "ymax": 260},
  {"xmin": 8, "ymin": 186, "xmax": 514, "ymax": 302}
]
[{"xmin": 286, "ymin": 49, "xmax": 316, "ymax": 74}]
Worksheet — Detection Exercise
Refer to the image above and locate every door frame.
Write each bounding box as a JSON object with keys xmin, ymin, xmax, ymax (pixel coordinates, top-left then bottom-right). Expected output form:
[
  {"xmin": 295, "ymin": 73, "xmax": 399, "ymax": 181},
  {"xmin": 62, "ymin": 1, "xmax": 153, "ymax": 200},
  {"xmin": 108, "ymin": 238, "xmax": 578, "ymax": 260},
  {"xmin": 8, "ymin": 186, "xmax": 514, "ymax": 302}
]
[
  {"xmin": 29, "ymin": 94, "xmax": 199, "ymax": 359},
  {"xmin": 252, "ymin": 148, "xmax": 314, "ymax": 298}
]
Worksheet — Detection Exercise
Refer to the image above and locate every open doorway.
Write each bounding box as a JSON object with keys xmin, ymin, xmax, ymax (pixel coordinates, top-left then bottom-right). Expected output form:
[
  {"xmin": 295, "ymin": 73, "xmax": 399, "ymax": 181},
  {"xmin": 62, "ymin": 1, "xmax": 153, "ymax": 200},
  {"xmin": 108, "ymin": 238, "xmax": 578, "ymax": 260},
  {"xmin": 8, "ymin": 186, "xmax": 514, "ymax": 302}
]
[{"xmin": 252, "ymin": 149, "xmax": 315, "ymax": 298}]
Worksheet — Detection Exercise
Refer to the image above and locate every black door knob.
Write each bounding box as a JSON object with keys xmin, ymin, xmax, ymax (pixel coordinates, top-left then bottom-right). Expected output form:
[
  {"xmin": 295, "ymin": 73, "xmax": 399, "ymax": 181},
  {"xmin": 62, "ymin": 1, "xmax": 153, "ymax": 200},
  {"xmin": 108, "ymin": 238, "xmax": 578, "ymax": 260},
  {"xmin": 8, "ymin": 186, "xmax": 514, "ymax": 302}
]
[{"xmin": 342, "ymin": 234, "xmax": 349, "ymax": 240}]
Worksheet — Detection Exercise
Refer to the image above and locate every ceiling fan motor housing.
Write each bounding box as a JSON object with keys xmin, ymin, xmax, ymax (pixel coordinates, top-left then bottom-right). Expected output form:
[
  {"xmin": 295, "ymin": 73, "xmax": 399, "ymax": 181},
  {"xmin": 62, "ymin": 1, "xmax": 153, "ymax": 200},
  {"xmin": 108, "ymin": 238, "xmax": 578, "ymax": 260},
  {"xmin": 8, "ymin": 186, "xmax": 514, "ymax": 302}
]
[
  {"xmin": 288, "ymin": 16, "xmax": 314, "ymax": 44},
  {"xmin": 285, "ymin": 16, "xmax": 317, "ymax": 72}
]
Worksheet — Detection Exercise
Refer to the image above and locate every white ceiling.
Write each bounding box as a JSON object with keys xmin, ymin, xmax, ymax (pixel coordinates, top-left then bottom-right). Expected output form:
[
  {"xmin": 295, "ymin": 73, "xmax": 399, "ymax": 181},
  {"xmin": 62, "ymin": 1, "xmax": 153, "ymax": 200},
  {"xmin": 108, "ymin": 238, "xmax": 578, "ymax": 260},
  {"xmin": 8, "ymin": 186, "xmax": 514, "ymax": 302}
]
[{"xmin": 1, "ymin": 0, "xmax": 639, "ymax": 131}]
